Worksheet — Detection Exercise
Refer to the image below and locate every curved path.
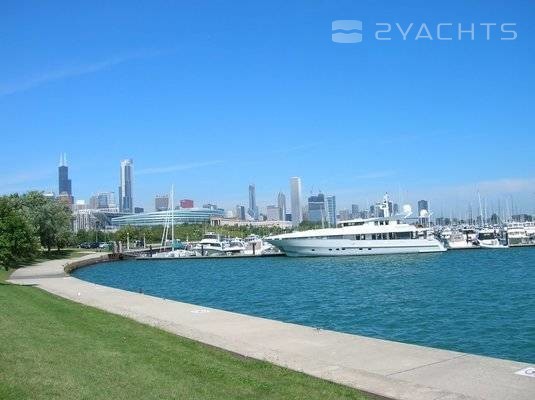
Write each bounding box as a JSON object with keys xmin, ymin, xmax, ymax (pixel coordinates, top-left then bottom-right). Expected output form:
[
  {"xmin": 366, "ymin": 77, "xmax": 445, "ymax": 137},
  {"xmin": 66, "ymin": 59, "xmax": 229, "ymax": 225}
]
[{"xmin": 8, "ymin": 254, "xmax": 535, "ymax": 400}]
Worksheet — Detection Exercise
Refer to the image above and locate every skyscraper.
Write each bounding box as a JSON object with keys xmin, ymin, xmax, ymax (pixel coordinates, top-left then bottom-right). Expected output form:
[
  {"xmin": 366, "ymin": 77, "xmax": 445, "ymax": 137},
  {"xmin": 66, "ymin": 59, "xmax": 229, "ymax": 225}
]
[
  {"xmin": 277, "ymin": 192, "xmax": 286, "ymax": 221},
  {"xmin": 58, "ymin": 153, "xmax": 72, "ymax": 199},
  {"xmin": 119, "ymin": 159, "xmax": 133, "ymax": 213},
  {"xmin": 326, "ymin": 195, "xmax": 336, "ymax": 227},
  {"xmin": 266, "ymin": 205, "xmax": 280, "ymax": 221},
  {"xmin": 290, "ymin": 177, "xmax": 302, "ymax": 226},
  {"xmin": 248, "ymin": 184, "xmax": 258, "ymax": 220},
  {"xmin": 351, "ymin": 204, "xmax": 359, "ymax": 219},
  {"xmin": 308, "ymin": 193, "xmax": 326, "ymax": 223}
]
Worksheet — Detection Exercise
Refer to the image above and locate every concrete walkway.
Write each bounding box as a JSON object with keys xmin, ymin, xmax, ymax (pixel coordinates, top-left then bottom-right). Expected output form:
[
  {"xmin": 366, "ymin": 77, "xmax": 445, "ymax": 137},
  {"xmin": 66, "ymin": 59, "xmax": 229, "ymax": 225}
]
[{"xmin": 8, "ymin": 254, "xmax": 535, "ymax": 400}]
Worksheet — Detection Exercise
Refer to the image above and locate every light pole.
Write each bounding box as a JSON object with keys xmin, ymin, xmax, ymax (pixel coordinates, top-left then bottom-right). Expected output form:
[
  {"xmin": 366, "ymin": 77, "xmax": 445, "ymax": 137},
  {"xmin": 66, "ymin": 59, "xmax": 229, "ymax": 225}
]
[{"xmin": 127, "ymin": 232, "xmax": 130, "ymax": 250}]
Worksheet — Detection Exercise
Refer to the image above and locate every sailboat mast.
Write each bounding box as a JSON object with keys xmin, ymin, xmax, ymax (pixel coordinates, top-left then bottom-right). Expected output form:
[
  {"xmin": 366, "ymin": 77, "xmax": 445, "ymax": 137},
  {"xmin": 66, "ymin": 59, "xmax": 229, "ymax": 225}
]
[{"xmin": 171, "ymin": 184, "xmax": 175, "ymax": 251}]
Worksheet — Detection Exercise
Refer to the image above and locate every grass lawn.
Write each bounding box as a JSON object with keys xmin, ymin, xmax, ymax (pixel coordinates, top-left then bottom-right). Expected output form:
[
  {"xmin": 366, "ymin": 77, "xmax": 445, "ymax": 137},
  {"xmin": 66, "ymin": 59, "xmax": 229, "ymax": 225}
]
[{"xmin": 0, "ymin": 270, "xmax": 370, "ymax": 400}]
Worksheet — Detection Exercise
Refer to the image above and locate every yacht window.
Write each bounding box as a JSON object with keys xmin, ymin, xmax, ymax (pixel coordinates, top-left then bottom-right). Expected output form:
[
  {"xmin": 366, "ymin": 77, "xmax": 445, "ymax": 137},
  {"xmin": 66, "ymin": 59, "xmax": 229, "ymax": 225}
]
[{"xmin": 359, "ymin": 248, "xmax": 363, "ymax": 250}]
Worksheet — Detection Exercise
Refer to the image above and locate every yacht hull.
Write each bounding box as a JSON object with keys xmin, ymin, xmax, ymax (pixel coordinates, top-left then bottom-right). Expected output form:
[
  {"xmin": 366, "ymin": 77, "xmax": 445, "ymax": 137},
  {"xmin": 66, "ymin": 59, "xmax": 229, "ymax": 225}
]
[{"xmin": 265, "ymin": 238, "xmax": 446, "ymax": 257}]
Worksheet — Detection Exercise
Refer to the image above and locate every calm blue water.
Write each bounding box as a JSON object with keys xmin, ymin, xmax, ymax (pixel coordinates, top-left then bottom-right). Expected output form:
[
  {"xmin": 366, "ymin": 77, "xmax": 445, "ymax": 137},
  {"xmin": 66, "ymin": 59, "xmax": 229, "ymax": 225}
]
[{"xmin": 73, "ymin": 248, "xmax": 535, "ymax": 363}]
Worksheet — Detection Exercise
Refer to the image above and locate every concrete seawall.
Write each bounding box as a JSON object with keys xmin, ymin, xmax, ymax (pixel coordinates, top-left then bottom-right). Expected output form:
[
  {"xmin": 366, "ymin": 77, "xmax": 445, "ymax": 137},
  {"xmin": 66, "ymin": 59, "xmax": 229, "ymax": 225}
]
[{"xmin": 8, "ymin": 254, "xmax": 535, "ymax": 400}]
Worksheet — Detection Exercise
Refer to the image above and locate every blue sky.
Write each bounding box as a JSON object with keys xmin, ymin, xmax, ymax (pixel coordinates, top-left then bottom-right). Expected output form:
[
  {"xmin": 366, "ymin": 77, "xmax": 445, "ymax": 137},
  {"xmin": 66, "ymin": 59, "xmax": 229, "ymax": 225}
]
[{"xmin": 1, "ymin": 1, "xmax": 534, "ymax": 216}]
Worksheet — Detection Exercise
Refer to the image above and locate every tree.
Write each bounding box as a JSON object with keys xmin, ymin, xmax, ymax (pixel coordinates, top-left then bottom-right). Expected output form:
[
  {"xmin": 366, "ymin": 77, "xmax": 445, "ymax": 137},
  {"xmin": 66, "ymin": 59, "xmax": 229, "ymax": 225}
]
[
  {"xmin": 0, "ymin": 196, "xmax": 40, "ymax": 269},
  {"xmin": 21, "ymin": 191, "xmax": 73, "ymax": 252}
]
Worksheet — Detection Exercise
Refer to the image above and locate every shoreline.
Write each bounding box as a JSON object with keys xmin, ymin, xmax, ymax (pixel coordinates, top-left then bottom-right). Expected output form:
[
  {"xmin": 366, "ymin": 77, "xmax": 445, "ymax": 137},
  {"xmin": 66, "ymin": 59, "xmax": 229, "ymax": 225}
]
[{"xmin": 8, "ymin": 254, "xmax": 535, "ymax": 400}]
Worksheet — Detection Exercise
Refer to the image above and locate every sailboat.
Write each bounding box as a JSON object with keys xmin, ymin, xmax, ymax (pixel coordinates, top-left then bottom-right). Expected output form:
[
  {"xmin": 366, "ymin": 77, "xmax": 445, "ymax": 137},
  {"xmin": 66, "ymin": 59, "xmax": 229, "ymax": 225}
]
[{"xmin": 154, "ymin": 185, "xmax": 195, "ymax": 258}]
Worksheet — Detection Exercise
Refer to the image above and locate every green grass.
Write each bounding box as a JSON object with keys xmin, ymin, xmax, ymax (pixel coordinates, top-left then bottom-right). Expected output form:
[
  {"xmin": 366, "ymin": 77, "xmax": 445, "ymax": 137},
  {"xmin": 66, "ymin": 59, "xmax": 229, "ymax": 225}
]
[{"xmin": 0, "ymin": 275, "xmax": 369, "ymax": 399}]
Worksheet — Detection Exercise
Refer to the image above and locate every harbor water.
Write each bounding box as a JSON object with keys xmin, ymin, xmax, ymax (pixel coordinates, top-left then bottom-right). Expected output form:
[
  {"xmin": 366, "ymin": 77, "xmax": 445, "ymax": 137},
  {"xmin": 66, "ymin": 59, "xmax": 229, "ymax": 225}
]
[{"xmin": 73, "ymin": 247, "xmax": 535, "ymax": 363}]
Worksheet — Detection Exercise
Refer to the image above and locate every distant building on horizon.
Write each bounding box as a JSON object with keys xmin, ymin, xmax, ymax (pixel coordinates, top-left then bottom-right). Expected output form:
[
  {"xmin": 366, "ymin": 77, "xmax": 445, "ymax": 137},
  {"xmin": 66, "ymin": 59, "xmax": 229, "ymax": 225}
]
[
  {"xmin": 290, "ymin": 177, "xmax": 302, "ymax": 227},
  {"xmin": 89, "ymin": 192, "xmax": 116, "ymax": 210},
  {"xmin": 418, "ymin": 200, "xmax": 429, "ymax": 215},
  {"xmin": 308, "ymin": 193, "xmax": 326, "ymax": 223},
  {"xmin": 339, "ymin": 209, "xmax": 351, "ymax": 221},
  {"xmin": 277, "ymin": 192, "xmax": 286, "ymax": 221},
  {"xmin": 236, "ymin": 205, "xmax": 246, "ymax": 220},
  {"xmin": 351, "ymin": 204, "xmax": 359, "ymax": 219},
  {"xmin": 180, "ymin": 199, "xmax": 194, "ymax": 209},
  {"xmin": 326, "ymin": 195, "xmax": 336, "ymax": 227},
  {"xmin": 248, "ymin": 184, "xmax": 258, "ymax": 220},
  {"xmin": 119, "ymin": 159, "xmax": 133, "ymax": 213},
  {"xmin": 266, "ymin": 205, "xmax": 280, "ymax": 221},
  {"xmin": 58, "ymin": 153, "xmax": 73, "ymax": 203},
  {"xmin": 155, "ymin": 195, "xmax": 169, "ymax": 212}
]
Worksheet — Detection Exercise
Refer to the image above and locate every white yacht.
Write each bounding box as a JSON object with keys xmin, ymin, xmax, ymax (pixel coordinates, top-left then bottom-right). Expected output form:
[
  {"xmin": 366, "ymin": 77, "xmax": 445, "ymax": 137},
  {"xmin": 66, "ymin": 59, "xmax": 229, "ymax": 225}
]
[
  {"xmin": 266, "ymin": 195, "xmax": 446, "ymax": 257},
  {"xmin": 446, "ymin": 228, "xmax": 480, "ymax": 250},
  {"xmin": 476, "ymin": 228, "xmax": 508, "ymax": 249},
  {"xmin": 506, "ymin": 223, "xmax": 535, "ymax": 247},
  {"xmin": 193, "ymin": 232, "xmax": 227, "ymax": 256}
]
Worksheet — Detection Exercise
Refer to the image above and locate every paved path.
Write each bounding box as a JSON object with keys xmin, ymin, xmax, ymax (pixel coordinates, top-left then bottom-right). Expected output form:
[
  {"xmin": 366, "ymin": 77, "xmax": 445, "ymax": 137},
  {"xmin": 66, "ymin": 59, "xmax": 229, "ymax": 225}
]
[{"xmin": 8, "ymin": 254, "xmax": 535, "ymax": 400}]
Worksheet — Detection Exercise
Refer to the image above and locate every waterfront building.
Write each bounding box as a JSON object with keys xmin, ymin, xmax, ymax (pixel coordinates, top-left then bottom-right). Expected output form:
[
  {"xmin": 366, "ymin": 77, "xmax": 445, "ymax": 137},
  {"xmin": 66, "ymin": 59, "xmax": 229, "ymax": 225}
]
[
  {"xmin": 290, "ymin": 177, "xmax": 303, "ymax": 227},
  {"xmin": 58, "ymin": 153, "xmax": 73, "ymax": 203},
  {"xmin": 266, "ymin": 205, "xmax": 281, "ymax": 221},
  {"xmin": 369, "ymin": 205, "xmax": 376, "ymax": 217},
  {"xmin": 134, "ymin": 207, "xmax": 144, "ymax": 214},
  {"xmin": 248, "ymin": 184, "xmax": 259, "ymax": 220},
  {"xmin": 285, "ymin": 212, "xmax": 292, "ymax": 222},
  {"xmin": 393, "ymin": 203, "xmax": 399, "ymax": 215},
  {"xmin": 203, "ymin": 203, "xmax": 218, "ymax": 211},
  {"xmin": 308, "ymin": 193, "xmax": 326, "ymax": 223},
  {"xmin": 111, "ymin": 207, "xmax": 225, "ymax": 227},
  {"xmin": 327, "ymin": 195, "xmax": 336, "ymax": 227},
  {"xmin": 119, "ymin": 159, "xmax": 134, "ymax": 213},
  {"xmin": 277, "ymin": 192, "xmax": 286, "ymax": 221},
  {"xmin": 155, "ymin": 195, "xmax": 169, "ymax": 212},
  {"xmin": 180, "ymin": 199, "xmax": 194, "ymax": 209}
]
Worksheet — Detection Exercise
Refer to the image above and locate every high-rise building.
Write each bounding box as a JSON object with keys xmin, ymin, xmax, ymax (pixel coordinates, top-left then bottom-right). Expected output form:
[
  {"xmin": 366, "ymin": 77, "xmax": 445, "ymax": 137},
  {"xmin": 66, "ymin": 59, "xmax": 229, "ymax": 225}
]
[
  {"xmin": 248, "ymin": 184, "xmax": 258, "ymax": 220},
  {"xmin": 58, "ymin": 153, "xmax": 72, "ymax": 201},
  {"xmin": 266, "ymin": 205, "xmax": 280, "ymax": 221},
  {"xmin": 308, "ymin": 193, "xmax": 326, "ymax": 223},
  {"xmin": 326, "ymin": 195, "xmax": 336, "ymax": 227},
  {"xmin": 155, "ymin": 195, "xmax": 169, "ymax": 212},
  {"xmin": 134, "ymin": 207, "xmax": 144, "ymax": 214},
  {"xmin": 180, "ymin": 199, "xmax": 194, "ymax": 209},
  {"xmin": 290, "ymin": 177, "xmax": 302, "ymax": 227},
  {"xmin": 119, "ymin": 159, "xmax": 133, "ymax": 213},
  {"xmin": 235, "ymin": 205, "xmax": 246, "ymax": 220},
  {"xmin": 393, "ymin": 203, "xmax": 399, "ymax": 215},
  {"xmin": 351, "ymin": 204, "xmax": 359, "ymax": 219},
  {"xmin": 277, "ymin": 192, "xmax": 286, "ymax": 221}
]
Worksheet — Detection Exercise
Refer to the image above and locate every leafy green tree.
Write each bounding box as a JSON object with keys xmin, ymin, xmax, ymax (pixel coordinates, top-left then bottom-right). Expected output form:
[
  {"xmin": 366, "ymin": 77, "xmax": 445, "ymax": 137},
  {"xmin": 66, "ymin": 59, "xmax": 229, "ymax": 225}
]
[
  {"xmin": 0, "ymin": 196, "xmax": 40, "ymax": 269},
  {"xmin": 21, "ymin": 191, "xmax": 73, "ymax": 252}
]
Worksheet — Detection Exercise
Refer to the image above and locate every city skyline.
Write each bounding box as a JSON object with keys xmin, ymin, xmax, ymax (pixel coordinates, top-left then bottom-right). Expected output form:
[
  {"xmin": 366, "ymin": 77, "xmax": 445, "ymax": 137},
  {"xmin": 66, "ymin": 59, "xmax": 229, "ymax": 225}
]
[{"xmin": 1, "ymin": 2, "xmax": 534, "ymax": 215}]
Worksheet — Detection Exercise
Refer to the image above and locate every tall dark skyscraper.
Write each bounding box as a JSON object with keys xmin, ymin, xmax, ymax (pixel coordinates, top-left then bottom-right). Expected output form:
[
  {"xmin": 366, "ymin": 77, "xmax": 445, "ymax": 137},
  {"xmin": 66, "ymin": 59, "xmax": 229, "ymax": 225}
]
[
  {"xmin": 119, "ymin": 159, "xmax": 134, "ymax": 213},
  {"xmin": 58, "ymin": 153, "xmax": 72, "ymax": 197}
]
